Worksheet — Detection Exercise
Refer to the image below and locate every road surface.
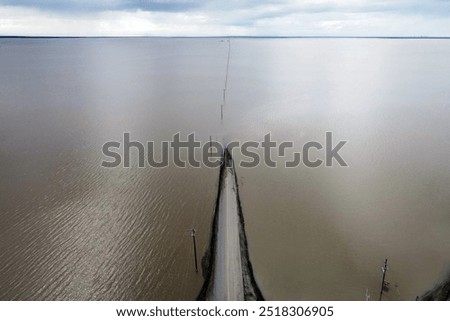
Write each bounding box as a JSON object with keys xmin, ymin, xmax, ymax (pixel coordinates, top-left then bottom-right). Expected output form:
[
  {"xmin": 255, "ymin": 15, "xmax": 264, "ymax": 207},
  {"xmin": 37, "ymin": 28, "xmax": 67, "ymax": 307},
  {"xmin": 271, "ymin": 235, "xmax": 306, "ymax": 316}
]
[{"xmin": 210, "ymin": 163, "xmax": 245, "ymax": 300}]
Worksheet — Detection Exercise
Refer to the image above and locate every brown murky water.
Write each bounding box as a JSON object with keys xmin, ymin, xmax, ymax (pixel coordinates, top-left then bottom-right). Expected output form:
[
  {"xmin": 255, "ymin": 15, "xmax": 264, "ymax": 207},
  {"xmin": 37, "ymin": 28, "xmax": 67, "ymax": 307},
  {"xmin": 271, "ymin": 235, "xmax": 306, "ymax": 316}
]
[{"xmin": 0, "ymin": 38, "xmax": 449, "ymax": 300}]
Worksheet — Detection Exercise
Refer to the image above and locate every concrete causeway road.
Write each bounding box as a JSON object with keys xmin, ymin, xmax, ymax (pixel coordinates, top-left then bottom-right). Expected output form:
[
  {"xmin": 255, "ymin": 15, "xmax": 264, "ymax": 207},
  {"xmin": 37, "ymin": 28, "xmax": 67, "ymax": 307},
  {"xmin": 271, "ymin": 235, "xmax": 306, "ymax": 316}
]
[
  {"xmin": 210, "ymin": 164, "xmax": 245, "ymax": 300},
  {"xmin": 198, "ymin": 149, "xmax": 264, "ymax": 301}
]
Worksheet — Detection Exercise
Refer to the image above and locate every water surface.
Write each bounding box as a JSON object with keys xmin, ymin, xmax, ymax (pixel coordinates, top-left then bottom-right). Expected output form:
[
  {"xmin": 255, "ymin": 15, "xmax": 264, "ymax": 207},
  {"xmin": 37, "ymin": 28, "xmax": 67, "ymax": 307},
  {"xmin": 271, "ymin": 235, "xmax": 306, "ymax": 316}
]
[{"xmin": 0, "ymin": 38, "xmax": 449, "ymax": 300}]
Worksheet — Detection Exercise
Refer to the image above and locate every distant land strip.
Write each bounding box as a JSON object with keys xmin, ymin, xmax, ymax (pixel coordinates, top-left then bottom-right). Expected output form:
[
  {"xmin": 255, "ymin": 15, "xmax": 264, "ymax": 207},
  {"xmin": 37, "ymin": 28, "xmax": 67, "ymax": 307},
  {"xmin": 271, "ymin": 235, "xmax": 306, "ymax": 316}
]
[{"xmin": 0, "ymin": 35, "xmax": 450, "ymax": 39}]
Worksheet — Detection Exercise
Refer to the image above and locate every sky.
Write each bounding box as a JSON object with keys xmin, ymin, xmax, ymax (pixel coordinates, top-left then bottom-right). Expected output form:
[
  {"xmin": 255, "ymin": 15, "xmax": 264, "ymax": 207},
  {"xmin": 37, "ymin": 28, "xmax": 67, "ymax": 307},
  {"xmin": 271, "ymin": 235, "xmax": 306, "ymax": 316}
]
[{"xmin": 0, "ymin": 0, "xmax": 449, "ymax": 36}]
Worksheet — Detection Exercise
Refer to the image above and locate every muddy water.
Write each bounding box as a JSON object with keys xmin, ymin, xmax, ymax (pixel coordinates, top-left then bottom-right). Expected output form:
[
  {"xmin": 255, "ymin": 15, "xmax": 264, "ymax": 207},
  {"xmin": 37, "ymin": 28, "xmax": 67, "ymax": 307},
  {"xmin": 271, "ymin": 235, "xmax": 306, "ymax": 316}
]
[
  {"xmin": 0, "ymin": 38, "xmax": 449, "ymax": 300},
  {"xmin": 226, "ymin": 39, "xmax": 450, "ymax": 300},
  {"xmin": 0, "ymin": 38, "xmax": 224, "ymax": 300}
]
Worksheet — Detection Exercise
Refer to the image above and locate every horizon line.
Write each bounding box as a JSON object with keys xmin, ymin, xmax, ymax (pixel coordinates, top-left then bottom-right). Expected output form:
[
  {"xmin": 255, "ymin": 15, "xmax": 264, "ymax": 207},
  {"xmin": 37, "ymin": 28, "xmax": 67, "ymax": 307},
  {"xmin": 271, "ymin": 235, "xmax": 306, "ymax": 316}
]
[{"xmin": 1, "ymin": 35, "xmax": 450, "ymax": 40}]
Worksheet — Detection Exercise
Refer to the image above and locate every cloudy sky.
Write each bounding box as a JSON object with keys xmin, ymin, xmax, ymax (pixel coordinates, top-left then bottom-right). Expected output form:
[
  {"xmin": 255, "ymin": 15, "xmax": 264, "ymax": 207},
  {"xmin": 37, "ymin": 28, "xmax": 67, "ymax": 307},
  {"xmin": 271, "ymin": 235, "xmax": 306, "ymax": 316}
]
[{"xmin": 0, "ymin": 0, "xmax": 449, "ymax": 36}]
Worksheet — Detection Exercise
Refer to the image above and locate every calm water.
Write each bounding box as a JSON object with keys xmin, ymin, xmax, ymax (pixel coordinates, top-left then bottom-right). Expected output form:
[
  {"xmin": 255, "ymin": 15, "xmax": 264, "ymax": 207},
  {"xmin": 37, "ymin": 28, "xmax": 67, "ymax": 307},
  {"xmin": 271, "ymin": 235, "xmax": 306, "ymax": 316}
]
[{"xmin": 0, "ymin": 38, "xmax": 449, "ymax": 300}]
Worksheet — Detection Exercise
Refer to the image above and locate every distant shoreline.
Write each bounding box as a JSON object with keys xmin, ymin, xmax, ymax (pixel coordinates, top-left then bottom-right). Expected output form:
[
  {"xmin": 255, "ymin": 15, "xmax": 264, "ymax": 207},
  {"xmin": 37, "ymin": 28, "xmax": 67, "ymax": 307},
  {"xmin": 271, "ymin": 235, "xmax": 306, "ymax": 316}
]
[{"xmin": 1, "ymin": 35, "xmax": 450, "ymax": 40}]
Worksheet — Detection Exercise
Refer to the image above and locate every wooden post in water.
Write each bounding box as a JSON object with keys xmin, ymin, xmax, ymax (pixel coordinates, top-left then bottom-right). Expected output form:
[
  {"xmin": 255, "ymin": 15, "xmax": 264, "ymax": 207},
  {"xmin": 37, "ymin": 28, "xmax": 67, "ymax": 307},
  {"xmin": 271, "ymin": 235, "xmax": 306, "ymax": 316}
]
[
  {"xmin": 379, "ymin": 259, "xmax": 388, "ymax": 301},
  {"xmin": 191, "ymin": 228, "xmax": 198, "ymax": 272},
  {"xmin": 220, "ymin": 104, "xmax": 223, "ymax": 121}
]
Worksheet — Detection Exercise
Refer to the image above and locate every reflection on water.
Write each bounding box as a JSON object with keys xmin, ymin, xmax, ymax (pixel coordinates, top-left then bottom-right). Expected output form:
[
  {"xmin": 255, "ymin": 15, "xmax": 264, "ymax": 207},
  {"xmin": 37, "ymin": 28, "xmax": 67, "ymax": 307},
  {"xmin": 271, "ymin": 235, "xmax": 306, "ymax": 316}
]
[{"xmin": 0, "ymin": 38, "xmax": 449, "ymax": 300}]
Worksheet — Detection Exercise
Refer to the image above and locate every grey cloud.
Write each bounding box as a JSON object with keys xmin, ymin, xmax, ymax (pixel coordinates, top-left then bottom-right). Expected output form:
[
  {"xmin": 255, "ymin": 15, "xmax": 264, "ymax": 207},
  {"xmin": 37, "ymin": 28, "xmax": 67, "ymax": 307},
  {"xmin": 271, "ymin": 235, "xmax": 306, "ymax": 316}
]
[
  {"xmin": 1, "ymin": 0, "xmax": 449, "ymax": 16},
  {"xmin": 213, "ymin": 0, "xmax": 450, "ymax": 30},
  {"xmin": 250, "ymin": 0, "xmax": 450, "ymax": 21},
  {"xmin": 0, "ymin": 0, "xmax": 205, "ymax": 12}
]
